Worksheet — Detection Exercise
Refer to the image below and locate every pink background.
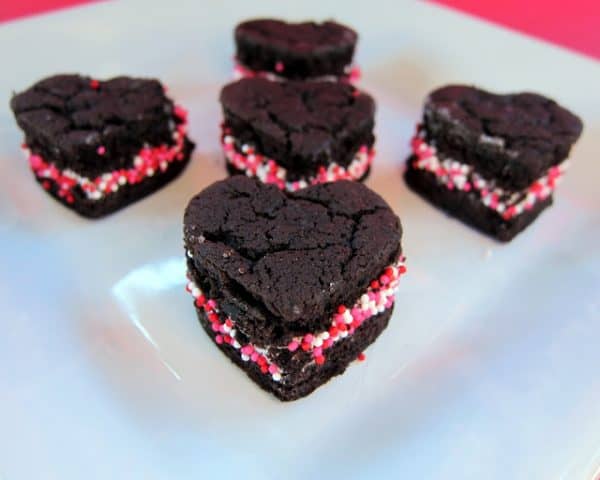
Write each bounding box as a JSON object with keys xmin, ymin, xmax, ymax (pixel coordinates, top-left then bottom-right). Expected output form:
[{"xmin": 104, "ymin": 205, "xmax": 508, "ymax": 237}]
[{"xmin": 430, "ymin": 0, "xmax": 600, "ymax": 61}]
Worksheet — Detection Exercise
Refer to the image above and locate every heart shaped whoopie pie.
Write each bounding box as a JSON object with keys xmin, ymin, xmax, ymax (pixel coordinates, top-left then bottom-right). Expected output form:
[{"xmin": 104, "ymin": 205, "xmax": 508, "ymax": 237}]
[
  {"xmin": 234, "ymin": 19, "xmax": 359, "ymax": 81},
  {"xmin": 184, "ymin": 176, "xmax": 405, "ymax": 401},
  {"xmin": 219, "ymin": 78, "xmax": 376, "ymax": 191},
  {"xmin": 405, "ymin": 85, "xmax": 583, "ymax": 241},
  {"xmin": 10, "ymin": 74, "xmax": 194, "ymax": 218}
]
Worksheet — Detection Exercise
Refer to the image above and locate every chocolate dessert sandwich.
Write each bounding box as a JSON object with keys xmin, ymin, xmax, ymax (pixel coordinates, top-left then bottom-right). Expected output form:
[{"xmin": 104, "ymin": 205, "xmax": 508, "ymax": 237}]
[
  {"xmin": 10, "ymin": 74, "xmax": 194, "ymax": 218},
  {"xmin": 219, "ymin": 78, "xmax": 376, "ymax": 191},
  {"xmin": 234, "ymin": 18, "xmax": 360, "ymax": 82},
  {"xmin": 404, "ymin": 85, "xmax": 583, "ymax": 241},
  {"xmin": 184, "ymin": 176, "xmax": 406, "ymax": 401}
]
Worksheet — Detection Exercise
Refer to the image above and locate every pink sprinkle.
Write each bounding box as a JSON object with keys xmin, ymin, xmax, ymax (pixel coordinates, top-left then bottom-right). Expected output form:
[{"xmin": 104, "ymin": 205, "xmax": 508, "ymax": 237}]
[
  {"xmin": 411, "ymin": 137, "xmax": 423, "ymax": 152},
  {"xmin": 349, "ymin": 66, "xmax": 361, "ymax": 82},
  {"xmin": 215, "ymin": 335, "xmax": 223, "ymax": 344},
  {"xmin": 275, "ymin": 61, "xmax": 284, "ymax": 73},
  {"xmin": 288, "ymin": 340, "xmax": 299, "ymax": 352},
  {"xmin": 29, "ymin": 155, "xmax": 43, "ymax": 169},
  {"xmin": 97, "ymin": 145, "xmax": 106, "ymax": 155},
  {"xmin": 268, "ymin": 364, "xmax": 278, "ymax": 374},
  {"xmin": 251, "ymin": 352, "xmax": 259, "ymax": 362},
  {"xmin": 241, "ymin": 345, "xmax": 254, "ymax": 356},
  {"xmin": 313, "ymin": 347, "xmax": 323, "ymax": 358},
  {"xmin": 303, "ymin": 334, "xmax": 314, "ymax": 344}
]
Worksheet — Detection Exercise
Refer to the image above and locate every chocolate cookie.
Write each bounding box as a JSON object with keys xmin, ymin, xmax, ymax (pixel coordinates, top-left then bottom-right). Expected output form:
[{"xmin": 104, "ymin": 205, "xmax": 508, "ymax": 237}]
[
  {"xmin": 234, "ymin": 18, "xmax": 360, "ymax": 82},
  {"xmin": 219, "ymin": 78, "xmax": 376, "ymax": 191},
  {"xmin": 10, "ymin": 74, "xmax": 194, "ymax": 218},
  {"xmin": 404, "ymin": 85, "xmax": 583, "ymax": 241},
  {"xmin": 184, "ymin": 176, "xmax": 405, "ymax": 401}
]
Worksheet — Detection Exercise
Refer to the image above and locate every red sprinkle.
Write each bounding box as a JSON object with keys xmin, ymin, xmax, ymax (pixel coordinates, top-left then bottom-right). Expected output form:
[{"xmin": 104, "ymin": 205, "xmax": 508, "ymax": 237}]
[
  {"xmin": 315, "ymin": 355, "xmax": 325, "ymax": 365},
  {"xmin": 357, "ymin": 352, "xmax": 366, "ymax": 362},
  {"xmin": 90, "ymin": 79, "xmax": 100, "ymax": 89}
]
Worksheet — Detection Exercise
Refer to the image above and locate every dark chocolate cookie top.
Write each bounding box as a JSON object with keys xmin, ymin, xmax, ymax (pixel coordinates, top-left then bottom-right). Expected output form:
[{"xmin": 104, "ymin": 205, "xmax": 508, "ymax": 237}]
[
  {"xmin": 220, "ymin": 78, "xmax": 375, "ymax": 173},
  {"xmin": 11, "ymin": 74, "xmax": 178, "ymax": 177},
  {"xmin": 236, "ymin": 19, "xmax": 357, "ymax": 54},
  {"xmin": 424, "ymin": 85, "xmax": 583, "ymax": 189},
  {"xmin": 184, "ymin": 176, "xmax": 401, "ymax": 332}
]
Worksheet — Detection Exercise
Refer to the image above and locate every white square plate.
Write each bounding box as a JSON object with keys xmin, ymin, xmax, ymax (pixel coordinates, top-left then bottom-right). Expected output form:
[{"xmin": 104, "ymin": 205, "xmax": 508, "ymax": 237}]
[{"xmin": 1, "ymin": 2, "xmax": 599, "ymax": 479}]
